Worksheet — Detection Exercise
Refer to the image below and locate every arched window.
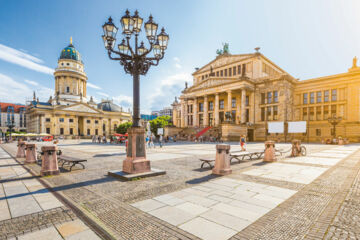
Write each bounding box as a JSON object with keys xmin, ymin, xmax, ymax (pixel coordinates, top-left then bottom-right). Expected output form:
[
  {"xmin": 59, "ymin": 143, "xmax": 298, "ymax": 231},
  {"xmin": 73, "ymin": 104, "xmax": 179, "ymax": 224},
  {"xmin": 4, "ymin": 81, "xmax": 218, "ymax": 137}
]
[
  {"xmin": 114, "ymin": 124, "xmax": 117, "ymax": 132},
  {"xmin": 103, "ymin": 123, "xmax": 106, "ymax": 131}
]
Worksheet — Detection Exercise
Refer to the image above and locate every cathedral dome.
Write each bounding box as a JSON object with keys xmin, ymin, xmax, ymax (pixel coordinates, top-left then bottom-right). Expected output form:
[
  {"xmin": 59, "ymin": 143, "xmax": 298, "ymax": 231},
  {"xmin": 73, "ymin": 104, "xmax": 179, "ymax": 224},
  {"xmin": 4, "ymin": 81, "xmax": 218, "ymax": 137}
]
[
  {"xmin": 59, "ymin": 38, "xmax": 81, "ymax": 61},
  {"xmin": 97, "ymin": 100, "xmax": 122, "ymax": 112}
]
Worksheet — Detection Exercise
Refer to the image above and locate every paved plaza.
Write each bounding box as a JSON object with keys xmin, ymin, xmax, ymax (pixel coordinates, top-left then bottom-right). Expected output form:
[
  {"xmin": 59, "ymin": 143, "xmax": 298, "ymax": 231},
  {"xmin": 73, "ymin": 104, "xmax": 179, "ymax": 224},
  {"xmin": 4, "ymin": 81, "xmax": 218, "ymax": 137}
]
[{"xmin": 1, "ymin": 140, "xmax": 360, "ymax": 239}]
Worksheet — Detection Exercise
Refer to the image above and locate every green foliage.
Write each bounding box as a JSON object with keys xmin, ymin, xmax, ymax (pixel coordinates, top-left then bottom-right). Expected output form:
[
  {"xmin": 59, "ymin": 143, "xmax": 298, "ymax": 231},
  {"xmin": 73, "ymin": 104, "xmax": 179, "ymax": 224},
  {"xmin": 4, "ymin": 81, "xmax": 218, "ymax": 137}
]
[
  {"xmin": 149, "ymin": 116, "xmax": 172, "ymax": 136},
  {"xmin": 116, "ymin": 122, "xmax": 132, "ymax": 134}
]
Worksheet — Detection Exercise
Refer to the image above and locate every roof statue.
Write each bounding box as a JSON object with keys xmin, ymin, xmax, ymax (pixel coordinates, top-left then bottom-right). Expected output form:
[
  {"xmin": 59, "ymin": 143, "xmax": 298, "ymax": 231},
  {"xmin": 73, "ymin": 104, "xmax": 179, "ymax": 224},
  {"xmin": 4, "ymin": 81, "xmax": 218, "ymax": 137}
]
[
  {"xmin": 33, "ymin": 91, "xmax": 36, "ymax": 101},
  {"xmin": 216, "ymin": 43, "xmax": 230, "ymax": 56},
  {"xmin": 353, "ymin": 56, "xmax": 358, "ymax": 68},
  {"xmin": 70, "ymin": 36, "xmax": 72, "ymax": 45},
  {"xmin": 185, "ymin": 82, "xmax": 188, "ymax": 89}
]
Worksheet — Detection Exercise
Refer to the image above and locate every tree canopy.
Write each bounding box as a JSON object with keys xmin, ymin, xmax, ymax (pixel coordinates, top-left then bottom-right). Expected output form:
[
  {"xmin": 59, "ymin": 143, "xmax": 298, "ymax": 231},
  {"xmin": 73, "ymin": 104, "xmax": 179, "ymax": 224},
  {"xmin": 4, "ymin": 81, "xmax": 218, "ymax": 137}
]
[
  {"xmin": 149, "ymin": 116, "xmax": 172, "ymax": 136},
  {"xmin": 116, "ymin": 122, "xmax": 132, "ymax": 134}
]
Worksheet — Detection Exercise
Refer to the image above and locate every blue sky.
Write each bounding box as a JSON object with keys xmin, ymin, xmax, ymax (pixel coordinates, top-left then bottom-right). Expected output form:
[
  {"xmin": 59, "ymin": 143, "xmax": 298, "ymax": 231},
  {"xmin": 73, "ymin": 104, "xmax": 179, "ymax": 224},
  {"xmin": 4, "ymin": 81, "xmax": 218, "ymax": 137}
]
[{"xmin": 1, "ymin": 0, "xmax": 360, "ymax": 113}]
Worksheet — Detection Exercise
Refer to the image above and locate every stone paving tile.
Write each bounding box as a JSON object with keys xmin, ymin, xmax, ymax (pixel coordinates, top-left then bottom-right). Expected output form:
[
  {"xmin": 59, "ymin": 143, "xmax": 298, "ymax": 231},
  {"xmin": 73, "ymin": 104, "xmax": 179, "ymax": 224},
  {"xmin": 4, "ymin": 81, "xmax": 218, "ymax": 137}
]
[
  {"xmin": 17, "ymin": 226, "xmax": 63, "ymax": 240},
  {"xmin": 148, "ymin": 206, "xmax": 196, "ymax": 226},
  {"xmin": 179, "ymin": 217, "xmax": 236, "ymax": 240},
  {"xmin": 211, "ymin": 202, "xmax": 263, "ymax": 222},
  {"xmin": 56, "ymin": 219, "xmax": 89, "ymax": 238},
  {"xmin": 130, "ymin": 199, "xmax": 166, "ymax": 212},
  {"xmin": 65, "ymin": 229, "xmax": 101, "ymax": 240},
  {"xmin": 175, "ymin": 202, "xmax": 209, "ymax": 215},
  {"xmin": 200, "ymin": 209, "xmax": 251, "ymax": 232}
]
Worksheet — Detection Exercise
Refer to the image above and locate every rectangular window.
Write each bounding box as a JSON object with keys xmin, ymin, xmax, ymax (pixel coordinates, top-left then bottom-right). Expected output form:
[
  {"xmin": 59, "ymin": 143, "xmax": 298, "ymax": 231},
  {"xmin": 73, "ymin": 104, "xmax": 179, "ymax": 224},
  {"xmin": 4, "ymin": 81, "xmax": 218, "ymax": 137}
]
[
  {"xmin": 246, "ymin": 109, "xmax": 249, "ymax": 122},
  {"xmin": 199, "ymin": 103, "xmax": 204, "ymax": 112},
  {"xmin": 69, "ymin": 128, "xmax": 73, "ymax": 135},
  {"xmin": 267, "ymin": 106, "xmax": 271, "ymax": 120},
  {"xmin": 231, "ymin": 110, "xmax": 236, "ymax": 122},
  {"xmin": 86, "ymin": 120, "xmax": 91, "ymax": 123},
  {"xmin": 317, "ymin": 91, "xmax": 322, "ymax": 103},
  {"xmin": 324, "ymin": 90, "xmax": 329, "ymax": 102},
  {"xmin": 95, "ymin": 129, "xmax": 98, "ymax": 135},
  {"xmin": 267, "ymin": 92, "xmax": 272, "ymax": 104},
  {"xmin": 95, "ymin": 120, "xmax": 99, "ymax": 124},
  {"xmin": 231, "ymin": 98, "xmax": 236, "ymax": 108},
  {"xmin": 324, "ymin": 105, "xmax": 329, "ymax": 119},
  {"xmin": 229, "ymin": 68, "xmax": 232, "ymax": 77},
  {"xmin": 310, "ymin": 92, "xmax": 315, "ymax": 104},
  {"xmin": 331, "ymin": 105, "xmax": 336, "ymax": 115},
  {"xmin": 46, "ymin": 118, "xmax": 51, "ymax": 122},
  {"xmin": 261, "ymin": 93, "xmax": 265, "ymax": 104},
  {"xmin": 219, "ymin": 100, "xmax": 224, "ymax": 109},
  {"xmin": 216, "ymin": 71, "xmax": 219, "ymax": 77},
  {"xmin": 303, "ymin": 93, "xmax": 308, "ymax": 104},
  {"xmin": 87, "ymin": 129, "xmax": 90, "ymax": 135},
  {"xmin": 245, "ymin": 96, "xmax": 249, "ymax": 106},
  {"xmin": 273, "ymin": 91, "xmax": 278, "ymax": 103},
  {"xmin": 316, "ymin": 129, "xmax": 321, "ymax": 136},
  {"xmin": 309, "ymin": 107, "xmax": 314, "ymax": 121},
  {"xmin": 237, "ymin": 65, "xmax": 241, "ymax": 75},
  {"xmin": 220, "ymin": 70, "xmax": 223, "ymax": 76},
  {"xmin": 202, "ymin": 75, "xmax": 204, "ymax": 80},
  {"xmin": 303, "ymin": 108, "xmax": 308, "ymax": 120},
  {"xmin": 69, "ymin": 118, "xmax": 74, "ymax": 123},
  {"xmin": 316, "ymin": 107, "xmax": 322, "ymax": 120},
  {"xmin": 332, "ymin": 89, "xmax": 337, "ymax": 101},
  {"xmin": 60, "ymin": 128, "xmax": 64, "ymax": 135},
  {"xmin": 199, "ymin": 114, "xmax": 203, "ymax": 126},
  {"xmin": 273, "ymin": 106, "xmax": 278, "ymax": 120},
  {"xmin": 209, "ymin": 101, "xmax": 213, "ymax": 111},
  {"xmin": 233, "ymin": 66, "xmax": 236, "ymax": 75},
  {"xmin": 224, "ymin": 69, "xmax": 227, "ymax": 76},
  {"xmin": 261, "ymin": 108, "xmax": 265, "ymax": 121},
  {"xmin": 59, "ymin": 118, "xmax": 64, "ymax": 122},
  {"xmin": 46, "ymin": 128, "xmax": 50, "ymax": 134}
]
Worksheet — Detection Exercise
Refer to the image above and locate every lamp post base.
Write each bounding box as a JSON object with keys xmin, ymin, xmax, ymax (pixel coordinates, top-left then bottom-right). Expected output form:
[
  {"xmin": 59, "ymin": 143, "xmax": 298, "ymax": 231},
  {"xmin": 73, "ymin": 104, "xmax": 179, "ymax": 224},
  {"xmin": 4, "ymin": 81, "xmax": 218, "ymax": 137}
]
[{"xmin": 122, "ymin": 127, "xmax": 151, "ymax": 174}]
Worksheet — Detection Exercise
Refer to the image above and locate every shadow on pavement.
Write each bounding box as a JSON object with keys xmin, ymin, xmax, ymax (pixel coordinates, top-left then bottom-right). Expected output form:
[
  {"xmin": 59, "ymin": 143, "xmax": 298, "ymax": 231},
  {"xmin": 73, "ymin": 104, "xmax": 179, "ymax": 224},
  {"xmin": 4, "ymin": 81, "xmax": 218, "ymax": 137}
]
[{"xmin": 186, "ymin": 174, "xmax": 220, "ymax": 184}]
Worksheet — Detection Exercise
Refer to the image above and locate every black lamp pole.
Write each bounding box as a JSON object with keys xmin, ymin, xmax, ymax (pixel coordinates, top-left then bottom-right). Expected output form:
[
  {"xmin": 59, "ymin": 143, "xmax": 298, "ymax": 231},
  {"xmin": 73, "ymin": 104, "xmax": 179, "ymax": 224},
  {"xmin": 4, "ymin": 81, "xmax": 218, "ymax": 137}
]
[
  {"xmin": 102, "ymin": 10, "xmax": 169, "ymax": 127},
  {"xmin": 328, "ymin": 114, "xmax": 342, "ymax": 139}
]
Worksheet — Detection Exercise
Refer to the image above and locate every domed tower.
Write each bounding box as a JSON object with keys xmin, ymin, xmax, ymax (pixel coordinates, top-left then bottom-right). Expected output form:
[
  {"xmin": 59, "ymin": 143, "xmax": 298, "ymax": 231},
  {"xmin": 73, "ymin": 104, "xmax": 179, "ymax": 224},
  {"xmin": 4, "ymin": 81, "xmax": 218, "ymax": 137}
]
[{"xmin": 54, "ymin": 37, "xmax": 87, "ymax": 104}]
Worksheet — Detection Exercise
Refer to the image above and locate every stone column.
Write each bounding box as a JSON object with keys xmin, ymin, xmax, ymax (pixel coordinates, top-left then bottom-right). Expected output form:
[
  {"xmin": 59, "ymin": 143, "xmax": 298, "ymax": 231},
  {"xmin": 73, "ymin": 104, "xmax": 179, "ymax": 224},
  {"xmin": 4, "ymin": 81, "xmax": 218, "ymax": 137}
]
[
  {"xmin": 180, "ymin": 101, "xmax": 185, "ymax": 128},
  {"xmin": 25, "ymin": 143, "xmax": 36, "ymax": 164},
  {"xmin": 41, "ymin": 145, "xmax": 59, "ymax": 176},
  {"xmin": 212, "ymin": 144, "xmax": 232, "ymax": 175},
  {"xmin": 236, "ymin": 95, "xmax": 241, "ymax": 124},
  {"xmin": 215, "ymin": 93, "xmax": 220, "ymax": 126},
  {"xmin": 241, "ymin": 89, "xmax": 246, "ymax": 124},
  {"xmin": 184, "ymin": 100, "xmax": 188, "ymax": 127},
  {"xmin": 204, "ymin": 95, "xmax": 208, "ymax": 126},
  {"xmin": 227, "ymin": 90, "xmax": 232, "ymax": 112},
  {"xmin": 193, "ymin": 97, "xmax": 198, "ymax": 127}
]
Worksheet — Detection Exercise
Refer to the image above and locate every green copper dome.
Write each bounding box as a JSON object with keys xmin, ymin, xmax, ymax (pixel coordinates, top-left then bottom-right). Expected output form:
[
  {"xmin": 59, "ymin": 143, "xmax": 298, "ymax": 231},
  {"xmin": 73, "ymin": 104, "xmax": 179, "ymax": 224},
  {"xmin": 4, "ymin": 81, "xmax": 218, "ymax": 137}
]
[{"xmin": 60, "ymin": 43, "xmax": 81, "ymax": 62}]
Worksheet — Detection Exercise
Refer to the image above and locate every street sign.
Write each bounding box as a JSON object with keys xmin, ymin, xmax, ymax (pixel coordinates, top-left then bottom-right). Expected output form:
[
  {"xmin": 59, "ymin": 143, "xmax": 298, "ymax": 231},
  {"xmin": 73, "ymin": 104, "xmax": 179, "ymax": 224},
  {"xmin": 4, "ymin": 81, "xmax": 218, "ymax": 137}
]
[{"xmin": 157, "ymin": 128, "xmax": 163, "ymax": 135}]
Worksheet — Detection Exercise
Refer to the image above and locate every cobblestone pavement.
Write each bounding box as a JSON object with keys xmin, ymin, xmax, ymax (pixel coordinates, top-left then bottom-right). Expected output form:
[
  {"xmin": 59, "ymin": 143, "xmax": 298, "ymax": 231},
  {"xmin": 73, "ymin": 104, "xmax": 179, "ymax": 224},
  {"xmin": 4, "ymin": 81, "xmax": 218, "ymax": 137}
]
[{"xmin": 1, "ymin": 141, "xmax": 360, "ymax": 239}]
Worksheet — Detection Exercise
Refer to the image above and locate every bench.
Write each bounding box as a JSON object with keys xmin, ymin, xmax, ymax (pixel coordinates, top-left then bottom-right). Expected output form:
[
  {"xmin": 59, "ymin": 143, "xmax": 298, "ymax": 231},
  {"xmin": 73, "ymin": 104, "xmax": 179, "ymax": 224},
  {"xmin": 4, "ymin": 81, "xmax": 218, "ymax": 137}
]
[
  {"xmin": 230, "ymin": 150, "xmax": 264, "ymax": 163},
  {"xmin": 58, "ymin": 155, "xmax": 87, "ymax": 171},
  {"xmin": 199, "ymin": 158, "xmax": 215, "ymax": 169}
]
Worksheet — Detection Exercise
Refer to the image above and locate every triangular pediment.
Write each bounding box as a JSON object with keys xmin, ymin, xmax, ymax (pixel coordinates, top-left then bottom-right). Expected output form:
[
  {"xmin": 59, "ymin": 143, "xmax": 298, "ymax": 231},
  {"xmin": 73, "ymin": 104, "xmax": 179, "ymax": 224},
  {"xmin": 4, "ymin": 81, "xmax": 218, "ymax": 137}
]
[
  {"xmin": 188, "ymin": 78, "xmax": 239, "ymax": 92},
  {"xmin": 57, "ymin": 103, "xmax": 102, "ymax": 114}
]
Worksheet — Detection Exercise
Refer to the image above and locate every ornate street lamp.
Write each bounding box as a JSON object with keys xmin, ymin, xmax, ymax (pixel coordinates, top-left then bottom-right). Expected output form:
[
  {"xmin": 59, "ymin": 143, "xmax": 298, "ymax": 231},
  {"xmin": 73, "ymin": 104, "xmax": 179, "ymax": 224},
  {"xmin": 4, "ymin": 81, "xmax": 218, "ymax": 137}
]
[
  {"xmin": 102, "ymin": 10, "xmax": 169, "ymax": 174},
  {"xmin": 6, "ymin": 119, "xmax": 15, "ymax": 141},
  {"xmin": 328, "ymin": 114, "xmax": 342, "ymax": 139}
]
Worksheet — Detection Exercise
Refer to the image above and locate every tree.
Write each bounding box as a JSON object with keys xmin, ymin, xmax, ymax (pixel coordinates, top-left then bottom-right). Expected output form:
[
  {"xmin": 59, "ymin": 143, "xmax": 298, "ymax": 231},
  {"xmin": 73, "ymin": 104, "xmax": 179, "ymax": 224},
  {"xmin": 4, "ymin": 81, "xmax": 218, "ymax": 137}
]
[
  {"xmin": 149, "ymin": 116, "xmax": 172, "ymax": 136},
  {"xmin": 116, "ymin": 122, "xmax": 132, "ymax": 134}
]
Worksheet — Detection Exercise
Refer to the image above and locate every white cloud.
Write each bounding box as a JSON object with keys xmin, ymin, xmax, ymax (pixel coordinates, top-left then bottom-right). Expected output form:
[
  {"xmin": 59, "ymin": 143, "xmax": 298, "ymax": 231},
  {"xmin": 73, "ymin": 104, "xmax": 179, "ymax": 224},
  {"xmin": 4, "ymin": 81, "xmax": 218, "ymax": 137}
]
[
  {"xmin": 175, "ymin": 63, "xmax": 182, "ymax": 69},
  {"xmin": 87, "ymin": 82, "xmax": 102, "ymax": 90},
  {"xmin": 24, "ymin": 79, "xmax": 39, "ymax": 86},
  {"xmin": 0, "ymin": 43, "xmax": 54, "ymax": 75},
  {"xmin": 173, "ymin": 57, "xmax": 180, "ymax": 62},
  {"xmin": 144, "ymin": 72, "xmax": 191, "ymax": 113},
  {"xmin": 112, "ymin": 95, "xmax": 132, "ymax": 108},
  {"xmin": 0, "ymin": 73, "xmax": 53, "ymax": 103},
  {"xmin": 97, "ymin": 92, "xmax": 109, "ymax": 97},
  {"xmin": 173, "ymin": 57, "xmax": 182, "ymax": 69}
]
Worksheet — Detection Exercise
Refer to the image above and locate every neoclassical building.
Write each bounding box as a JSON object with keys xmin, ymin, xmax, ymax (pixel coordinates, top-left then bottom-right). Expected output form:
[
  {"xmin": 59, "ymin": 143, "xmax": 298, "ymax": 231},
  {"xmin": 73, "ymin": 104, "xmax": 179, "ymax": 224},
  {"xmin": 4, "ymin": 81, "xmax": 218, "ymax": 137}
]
[
  {"xmin": 27, "ymin": 39, "xmax": 131, "ymax": 137},
  {"xmin": 172, "ymin": 47, "xmax": 360, "ymax": 142}
]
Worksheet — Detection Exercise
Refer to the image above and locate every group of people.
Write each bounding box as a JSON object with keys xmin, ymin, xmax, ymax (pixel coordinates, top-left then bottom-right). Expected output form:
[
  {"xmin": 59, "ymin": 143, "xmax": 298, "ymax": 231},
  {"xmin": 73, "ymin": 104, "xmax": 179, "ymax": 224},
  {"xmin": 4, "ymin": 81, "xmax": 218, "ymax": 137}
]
[
  {"xmin": 91, "ymin": 135, "xmax": 107, "ymax": 144},
  {"xmin": 145, "ymin": 134, "xmax": 164, "ymax": 148}
]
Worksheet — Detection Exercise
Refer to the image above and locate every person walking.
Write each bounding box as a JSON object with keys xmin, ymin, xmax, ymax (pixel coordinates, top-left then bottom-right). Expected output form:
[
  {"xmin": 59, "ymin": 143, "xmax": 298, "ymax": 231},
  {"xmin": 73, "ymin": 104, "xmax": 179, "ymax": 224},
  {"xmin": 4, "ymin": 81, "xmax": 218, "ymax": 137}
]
[
  {"xmin": 150, "ymin": 134, "xmax": 155, "ymax": 148},
  {"xmin": 159, "ymin": 135, "xmax": 163, "ymax": 148},
  {"xmin": 146, "ymin": 135, "xmax": 150, "ymax": 148},
  {"xmin": 240, "ymin": 135, "xmax": 246, "ymax": 151}
]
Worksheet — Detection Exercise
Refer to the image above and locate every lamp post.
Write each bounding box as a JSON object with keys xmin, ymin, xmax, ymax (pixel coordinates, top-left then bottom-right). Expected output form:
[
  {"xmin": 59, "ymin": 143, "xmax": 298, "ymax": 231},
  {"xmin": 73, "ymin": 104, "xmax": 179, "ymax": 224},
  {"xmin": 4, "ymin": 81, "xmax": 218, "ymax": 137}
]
[
  {"xmin": 328, "ymin": 114, "xmax": 342, "ymax": 139},
  {"xmin": 6, "ymin": 120, "xmax": 15, "ymax": 141},
  {"xmin": 102, "ymin": 10, "xmax": 169, "ymax": 174}
]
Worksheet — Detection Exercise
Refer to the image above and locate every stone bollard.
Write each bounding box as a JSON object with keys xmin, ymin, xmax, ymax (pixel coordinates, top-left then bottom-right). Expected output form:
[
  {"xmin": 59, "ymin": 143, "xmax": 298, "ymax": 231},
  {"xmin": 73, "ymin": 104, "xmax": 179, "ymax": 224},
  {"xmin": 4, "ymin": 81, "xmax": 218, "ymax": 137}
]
[
  {"xmin": 40, "ymin": 146, "xmax": 59, "ymax": 176},
  {"xmin": 338, "ymin": 138, "xmax": 344, "ymax": 145},
  {"xmin": 25, "ymin": 143, "xmax": 37, "ymax": 164},
  {"xmin": 291, "ymin": 139, "xmax": 302, "ymax": 157},
  {"xmin": 16, "ymin": 141, "xmax": 26, "ymax": 158},
  {"xmin": 212, "ymin": 144, "xmax": 232, "ymax": 175},
  {"xmin": 263, "ymin": 141, "xmax": 276, "ymax": 162}
]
